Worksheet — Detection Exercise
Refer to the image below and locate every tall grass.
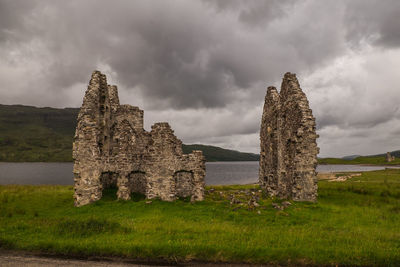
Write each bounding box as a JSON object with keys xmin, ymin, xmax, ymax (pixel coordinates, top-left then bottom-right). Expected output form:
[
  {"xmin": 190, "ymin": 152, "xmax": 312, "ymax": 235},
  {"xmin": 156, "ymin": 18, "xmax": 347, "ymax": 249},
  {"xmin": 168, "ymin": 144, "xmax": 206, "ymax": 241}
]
[{"xmin": 0, "ymin": 169, "xmax": 399, "ymax": 266}]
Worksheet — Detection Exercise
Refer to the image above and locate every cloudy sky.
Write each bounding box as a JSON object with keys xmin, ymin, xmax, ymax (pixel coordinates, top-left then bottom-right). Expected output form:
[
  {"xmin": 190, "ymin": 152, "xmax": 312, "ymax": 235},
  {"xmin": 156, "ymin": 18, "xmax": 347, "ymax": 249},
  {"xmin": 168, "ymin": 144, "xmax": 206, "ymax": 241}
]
[{"xmin": 1, "ymin": 0, "xmax": 400, "ymax": 157}]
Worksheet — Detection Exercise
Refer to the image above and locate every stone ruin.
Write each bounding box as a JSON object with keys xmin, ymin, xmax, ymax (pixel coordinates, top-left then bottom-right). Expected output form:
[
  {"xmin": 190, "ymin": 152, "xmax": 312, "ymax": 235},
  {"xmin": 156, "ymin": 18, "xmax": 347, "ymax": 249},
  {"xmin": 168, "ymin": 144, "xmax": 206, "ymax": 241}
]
[
  {"xmin": 386, "ymin": 152, "xmax": 395, "ymax": 162},
  {"xmin": 73, "ymin": 71, "xmax": 205, "ymax": 207},
  {"xmin": 259, "ymin": 72, "xmax": 319, "ymax": 202}
]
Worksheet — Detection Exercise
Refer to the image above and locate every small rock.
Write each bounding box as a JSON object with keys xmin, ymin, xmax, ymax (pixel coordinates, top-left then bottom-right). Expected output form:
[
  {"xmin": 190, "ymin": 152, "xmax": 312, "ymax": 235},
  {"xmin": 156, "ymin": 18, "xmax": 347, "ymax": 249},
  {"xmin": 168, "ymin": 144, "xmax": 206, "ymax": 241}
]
[
  {"xmin": 272, "ymin": 203, "xmax": 283, "ymax": 210},
  {"xmin": 230, "ymin": 196, "xmax": 242, "ymax": 205},
  {"xmin": 145, "ymin": 200, "xmax": 152, "ymax": 204}
]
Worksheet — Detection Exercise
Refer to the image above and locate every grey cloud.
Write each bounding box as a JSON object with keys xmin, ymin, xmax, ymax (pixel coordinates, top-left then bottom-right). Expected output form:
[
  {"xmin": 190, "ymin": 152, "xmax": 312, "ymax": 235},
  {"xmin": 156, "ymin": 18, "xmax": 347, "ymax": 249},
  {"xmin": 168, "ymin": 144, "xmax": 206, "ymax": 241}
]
[
  {"xmin": 0, "ymin": 0, "xmax": 36, "ymax": 42},
  {"xmin": 202, "ymin": 0, "xmax": 296, "ymax": 27},
  {"xmin": 1, "ymin": 0, "xmax": 400, "ymax": 157},
  {"xmin": 0, "ymin": 0, "xmax": 349, "ymax": 110},
  {"xmin": 344, "ymin": 0, "xmax": 400, "ymax": 48}
]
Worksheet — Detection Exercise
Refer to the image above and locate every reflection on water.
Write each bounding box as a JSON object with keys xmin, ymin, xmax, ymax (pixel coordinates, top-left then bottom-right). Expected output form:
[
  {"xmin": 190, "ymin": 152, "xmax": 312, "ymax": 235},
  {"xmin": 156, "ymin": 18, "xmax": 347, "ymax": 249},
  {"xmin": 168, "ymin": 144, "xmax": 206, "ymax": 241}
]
[{"xmin": 0, "ymin": 161, "xmax": 397, "ymax": 186}]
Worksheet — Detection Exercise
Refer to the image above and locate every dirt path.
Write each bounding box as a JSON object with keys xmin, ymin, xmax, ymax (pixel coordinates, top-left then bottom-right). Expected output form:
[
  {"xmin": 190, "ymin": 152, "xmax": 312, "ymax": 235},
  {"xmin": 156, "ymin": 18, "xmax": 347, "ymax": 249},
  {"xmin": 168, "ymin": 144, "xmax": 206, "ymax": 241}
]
[
  {"xmin": 0, "ymin": 253, "xmax": 168, "ymax": 266},
  {"xmin": 0, "ymin": 251, "xmax": 268, "ymax": 267}
]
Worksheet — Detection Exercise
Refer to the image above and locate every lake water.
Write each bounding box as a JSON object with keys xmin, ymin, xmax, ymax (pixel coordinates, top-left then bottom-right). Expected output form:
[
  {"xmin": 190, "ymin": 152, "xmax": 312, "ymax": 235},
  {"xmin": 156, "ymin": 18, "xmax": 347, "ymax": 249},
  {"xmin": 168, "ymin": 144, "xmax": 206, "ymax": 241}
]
[{"xmin": 0, "ymin": 162, "xmax": 396, "ymax": 186}]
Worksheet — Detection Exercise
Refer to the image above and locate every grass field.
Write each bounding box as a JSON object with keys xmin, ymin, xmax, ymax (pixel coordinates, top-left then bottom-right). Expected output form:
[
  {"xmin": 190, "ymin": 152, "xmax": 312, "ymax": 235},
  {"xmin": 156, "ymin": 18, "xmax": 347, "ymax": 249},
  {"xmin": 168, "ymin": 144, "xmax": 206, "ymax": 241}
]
[{"xmin": 1, "ymin": 169, "xmax": 400, "ymax": 266}]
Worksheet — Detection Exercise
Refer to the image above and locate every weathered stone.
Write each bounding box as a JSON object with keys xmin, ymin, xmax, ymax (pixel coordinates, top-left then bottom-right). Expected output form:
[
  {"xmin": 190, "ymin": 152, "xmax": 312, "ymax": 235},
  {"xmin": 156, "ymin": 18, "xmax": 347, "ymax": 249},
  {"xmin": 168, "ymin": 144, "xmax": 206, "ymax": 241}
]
[
  {"xmin": 73, "ymin": 71, "xmax": 206, "ymax": 207},
  {"xmin": 271, "ymin": 203, "xmax": 283, "ymax": 210},
  {"xmin": 386, "ymin": 152, "xmax": 395, "ymax": 162},
  {"xmin": 259, "ymin": 72, "xmax": 319, "ymax": 202}
]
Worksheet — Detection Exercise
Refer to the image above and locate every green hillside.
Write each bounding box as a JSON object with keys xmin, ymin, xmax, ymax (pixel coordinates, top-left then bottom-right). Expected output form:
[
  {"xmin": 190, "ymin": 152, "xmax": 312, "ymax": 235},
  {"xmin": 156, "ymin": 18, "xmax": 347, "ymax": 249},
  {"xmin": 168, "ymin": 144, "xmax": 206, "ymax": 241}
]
[
  {"xmin": 0, "ymin": 104, "xmax": 79, "ymax": 162},
  {"xmin": 369, "ymin": 150, "xmax": 400, "ymax": 158},
  {"xmin": 0, "ymin": 104, "xmax": 259, "ymax": 162},
  {"xmin": 318, "ymin": 155, "xmax": 400, "ymax": 165},
  {"xmin": 182, "ymin": 144, "xmax": 259, "ymax": 162}
]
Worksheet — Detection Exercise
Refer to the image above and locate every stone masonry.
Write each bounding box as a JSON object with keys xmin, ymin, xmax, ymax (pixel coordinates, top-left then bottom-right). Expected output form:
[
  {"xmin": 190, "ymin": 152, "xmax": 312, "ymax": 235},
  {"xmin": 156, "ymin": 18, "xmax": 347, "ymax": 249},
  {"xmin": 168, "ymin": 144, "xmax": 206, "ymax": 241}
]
[
  {"xmin": 386, "ymin": 152, "xmax": 395, "ymax": 162},
  {"xmin": 259, "ymin": 72, "xmax": 319, "ymax": 202},
  {"xmin": 73, "ymin": 71, "xmax": 205, "ymax": 207}
]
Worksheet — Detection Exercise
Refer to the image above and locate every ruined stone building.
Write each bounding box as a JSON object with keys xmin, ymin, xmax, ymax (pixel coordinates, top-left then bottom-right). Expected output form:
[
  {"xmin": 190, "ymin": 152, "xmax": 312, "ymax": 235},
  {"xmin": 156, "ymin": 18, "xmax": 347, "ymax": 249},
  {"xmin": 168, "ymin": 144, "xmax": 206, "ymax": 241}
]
[
  {"xmin": 386, "ymin": 152, "xmax": 395, "ymax": 162},
  {"xmin": 259, "ymin": 73, "xmax": 319, "ymax": 202},
  {"xmin": 73, "ymin": 71, "xmax": 205, "ymax": 207}
]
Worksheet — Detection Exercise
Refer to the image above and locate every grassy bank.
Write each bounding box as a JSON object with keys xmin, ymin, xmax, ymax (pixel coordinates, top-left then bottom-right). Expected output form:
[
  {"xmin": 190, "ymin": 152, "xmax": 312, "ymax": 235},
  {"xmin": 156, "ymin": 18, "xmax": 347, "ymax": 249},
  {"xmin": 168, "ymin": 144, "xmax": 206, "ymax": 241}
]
[
  {"xmin": 1, "ymin": 170, "xmax": 400, "ymax": 266},
  {"xmin": 318, "ymin": 156, "xmax": 400, "ymax": 165}
]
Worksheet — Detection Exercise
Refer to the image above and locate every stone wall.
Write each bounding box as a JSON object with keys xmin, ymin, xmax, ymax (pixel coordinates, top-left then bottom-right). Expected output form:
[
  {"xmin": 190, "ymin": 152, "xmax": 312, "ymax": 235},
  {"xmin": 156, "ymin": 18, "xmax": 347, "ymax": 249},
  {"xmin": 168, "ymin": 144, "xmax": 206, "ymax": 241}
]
[
  {"xmin": 386, "ymin": 152, "xmax": 395, "ymax": 162},
  {"xmin": 259, "ymin": 73, "xmax": 319, "ymax": 202},
  {"xmin": 73, "ymin": 71, "xmax": 205, "ymax": 207}
]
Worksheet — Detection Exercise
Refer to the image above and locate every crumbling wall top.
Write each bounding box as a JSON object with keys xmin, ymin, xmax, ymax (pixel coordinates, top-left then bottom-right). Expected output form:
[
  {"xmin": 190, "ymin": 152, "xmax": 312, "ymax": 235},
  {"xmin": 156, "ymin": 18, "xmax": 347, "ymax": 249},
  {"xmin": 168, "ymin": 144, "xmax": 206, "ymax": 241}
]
[
  {"xmin": 73, "ymin": 71, "xmax": 205, "ymax": 206},
  {"xmin": 259, "ymin": 72, "xmax": 318, "ymax": 202}
]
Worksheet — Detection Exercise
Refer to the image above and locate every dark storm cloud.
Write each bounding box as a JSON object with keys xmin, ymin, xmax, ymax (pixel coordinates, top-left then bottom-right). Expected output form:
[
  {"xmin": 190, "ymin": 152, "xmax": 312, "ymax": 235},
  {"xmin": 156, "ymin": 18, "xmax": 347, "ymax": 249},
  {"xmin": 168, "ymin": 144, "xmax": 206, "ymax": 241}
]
[
  {"xmin": 1, "ymin": 0, "xmax": 400, "ymax": 156},
  {"xmin": 0, "ymin": 0, "xmax": 348, "ymax": 109}
]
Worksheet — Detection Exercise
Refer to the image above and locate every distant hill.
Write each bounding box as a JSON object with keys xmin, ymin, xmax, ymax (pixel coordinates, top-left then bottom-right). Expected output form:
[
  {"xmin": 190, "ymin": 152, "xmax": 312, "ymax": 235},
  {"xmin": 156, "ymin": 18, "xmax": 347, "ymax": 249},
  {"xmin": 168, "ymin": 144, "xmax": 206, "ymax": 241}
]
[
  {"xmin": 367, "ymin": 150, "xmax": 400, "ymax": 158},
  {"xmin": 0, "ymin": 104, "xmax": 79, "ymax": 162},
  {"xmin": 319, "ymin": 150, "xmax": 400, "ymax": 165},
  {"xmin": 0, "ymin": 104, "xmax": 259, "ymax": 162},
  {"xmin": 182, "ymin": 144, "xmax": 259, "ymax": 162},
  {"xmin": 341, "ymin": 155, "xmax": 361, "ymax": 160}
]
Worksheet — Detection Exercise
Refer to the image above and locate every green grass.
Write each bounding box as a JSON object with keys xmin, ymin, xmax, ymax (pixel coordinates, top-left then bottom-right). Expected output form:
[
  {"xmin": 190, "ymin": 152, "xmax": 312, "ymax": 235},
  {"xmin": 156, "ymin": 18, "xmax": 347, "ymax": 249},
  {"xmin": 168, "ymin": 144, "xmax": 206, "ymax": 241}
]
[
  {"xmin": 1, "ymin": 169, "xmax": 400, "ymax": 266},
  {"xmin": 318, "ymin": 156, "xmax": 400, "ymax": 165}
]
